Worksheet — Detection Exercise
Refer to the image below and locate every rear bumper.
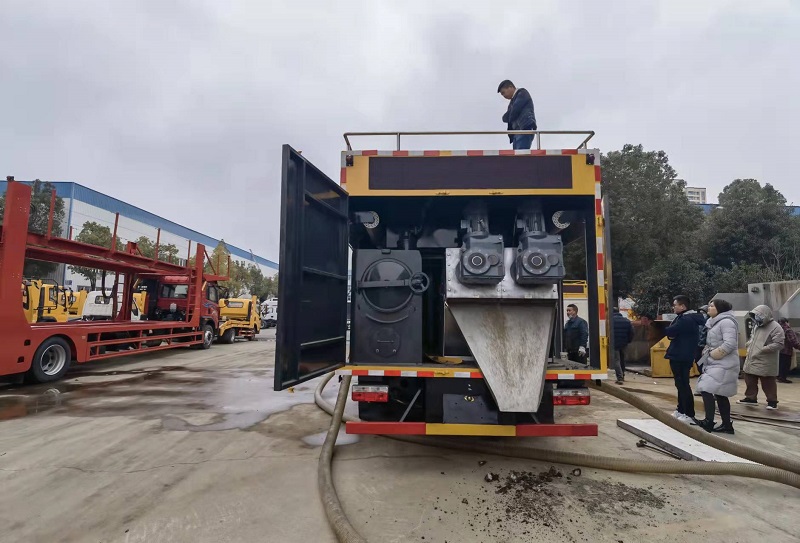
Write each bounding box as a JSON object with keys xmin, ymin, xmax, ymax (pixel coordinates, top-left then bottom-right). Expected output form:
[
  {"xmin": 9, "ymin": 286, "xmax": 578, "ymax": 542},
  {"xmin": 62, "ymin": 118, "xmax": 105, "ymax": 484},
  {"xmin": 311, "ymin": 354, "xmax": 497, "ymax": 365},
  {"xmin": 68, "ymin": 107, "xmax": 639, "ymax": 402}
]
[
  {"xmin": 345, "ymin": 422, "xmax": 598, "ymax": 437},
  {"xmin": 336, "ymin": 366, "xmax": 607, "ymax": 381}
]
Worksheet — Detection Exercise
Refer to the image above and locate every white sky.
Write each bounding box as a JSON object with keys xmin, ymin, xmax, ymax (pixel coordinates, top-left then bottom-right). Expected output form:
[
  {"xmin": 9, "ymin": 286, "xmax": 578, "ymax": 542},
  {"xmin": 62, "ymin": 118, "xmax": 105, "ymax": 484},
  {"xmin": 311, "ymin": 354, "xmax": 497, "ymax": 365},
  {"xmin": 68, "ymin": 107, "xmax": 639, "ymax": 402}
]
[{"xmin": 2, "ymin": 0, "xmax": 798, "ymax": 261}]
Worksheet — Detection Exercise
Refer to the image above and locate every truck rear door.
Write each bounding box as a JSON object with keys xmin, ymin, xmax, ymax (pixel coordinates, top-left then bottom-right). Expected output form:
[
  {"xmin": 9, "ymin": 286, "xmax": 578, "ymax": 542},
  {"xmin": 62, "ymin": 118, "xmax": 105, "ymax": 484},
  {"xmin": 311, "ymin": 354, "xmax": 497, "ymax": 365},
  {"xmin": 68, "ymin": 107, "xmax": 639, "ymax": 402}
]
[{"xmin": 274, "ymin": 145, "xmax": 349, "ymax": 391}]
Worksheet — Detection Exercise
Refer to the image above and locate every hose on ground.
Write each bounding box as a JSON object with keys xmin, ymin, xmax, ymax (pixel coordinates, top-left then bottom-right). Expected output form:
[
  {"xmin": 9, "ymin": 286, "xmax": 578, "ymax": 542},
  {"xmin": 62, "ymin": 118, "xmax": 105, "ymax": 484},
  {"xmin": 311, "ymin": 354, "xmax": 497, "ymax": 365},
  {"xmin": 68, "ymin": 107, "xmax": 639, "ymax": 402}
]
[
  {"xmin": 315, "ymin": 373, "xmax": 800, "ymax": 542},
  {"xmin": 587, "ymin": 380, "xmax": 800, "ymax": 475},
  {"xmin": 317, "ymin": 375, "xmax": 367, "ymax": 543}
]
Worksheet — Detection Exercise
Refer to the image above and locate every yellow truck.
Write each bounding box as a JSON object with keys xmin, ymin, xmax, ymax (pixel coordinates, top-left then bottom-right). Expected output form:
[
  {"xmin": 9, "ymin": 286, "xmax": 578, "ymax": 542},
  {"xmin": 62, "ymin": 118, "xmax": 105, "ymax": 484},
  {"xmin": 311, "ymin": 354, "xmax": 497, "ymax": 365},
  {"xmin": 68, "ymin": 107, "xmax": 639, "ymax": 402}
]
[
  {"xmin": 217, "ymin": 295, "xmax": 261, "ymax": 343},
  {"xmin": 60, "ymin": 287, "xmax": 87, "ymax": 317},
  {"xmin": 21, "ymin": 279, "xmax": 71, "ymax": 323}
]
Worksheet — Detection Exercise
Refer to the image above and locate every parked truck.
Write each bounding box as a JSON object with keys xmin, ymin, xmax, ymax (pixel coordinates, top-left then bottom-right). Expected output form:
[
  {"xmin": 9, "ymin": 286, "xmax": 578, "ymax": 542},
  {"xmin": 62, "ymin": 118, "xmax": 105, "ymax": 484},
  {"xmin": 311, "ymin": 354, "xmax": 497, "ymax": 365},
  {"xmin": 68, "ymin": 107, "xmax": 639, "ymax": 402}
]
[
  {"xmin": 80, "ymin": 290, "xmax": 146, "ymax": 321},
  {"xmin": 273, "ymin": 131, "xmax": 612, "ymax": 437},
  {"xmin": 21, "ymin": 279, "xmax": 71, "ymax": 323},
  {"xmin": 217, "ymin": 295, "xmax": 261, "ymax": 343},
  {"xmin": 0, "ymin": 179, "xmax": 228, "ymax": 383}
]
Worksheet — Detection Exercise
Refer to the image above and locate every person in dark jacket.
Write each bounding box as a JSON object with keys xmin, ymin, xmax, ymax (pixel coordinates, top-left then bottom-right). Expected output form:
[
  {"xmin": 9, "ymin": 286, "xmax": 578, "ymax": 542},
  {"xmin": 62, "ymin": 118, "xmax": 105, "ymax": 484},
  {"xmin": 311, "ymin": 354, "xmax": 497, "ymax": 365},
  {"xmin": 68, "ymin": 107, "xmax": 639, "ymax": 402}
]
[
  {"xmin": 693, "ymin": 304, "xmax": 710, "ymax": 396},
  {"xmin": 498, "ymin": 80, "xmax": 537, "ymax": 150},
  {"xmin": 777, "ymin": 318, "xmax": 800, "ymax": 383},
  {"xmin": 664, "ymin": 295, "xmax": 706, "ymax": 423},
  {"xmin": 612, "ymin": 308, "xmax": 634, "ymax": 384},
  {"xmin": 564, "ymin": 304, "xmax": 589, "ymax": 364}
]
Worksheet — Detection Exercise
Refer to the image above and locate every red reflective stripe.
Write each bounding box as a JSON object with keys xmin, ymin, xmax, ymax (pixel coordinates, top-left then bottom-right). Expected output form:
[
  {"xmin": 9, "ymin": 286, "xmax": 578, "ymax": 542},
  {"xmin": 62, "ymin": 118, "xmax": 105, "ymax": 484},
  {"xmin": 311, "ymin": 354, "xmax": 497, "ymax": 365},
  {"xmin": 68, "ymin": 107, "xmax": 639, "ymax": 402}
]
[
  {"xmin": 466, "ymin": 150, "xmax": 484, "ymax": 156},
  {"xmin": 346, "ymin": 422, "xmax": 427, "ymax": 435},
  {"xmin": 595, "ymin": 199, "xmax": 602, "ymax": 215},
  {"xmin": 383, "ymin": 370, "xmax": 401, "ymax": 377},
  {"xmin": 546, "ymin": 373, "xmax": 592, "ymax": 380},
  {"xmin": 423, "ymin": 150, "xmax": 440, "ymax": 156},
  {"xmin": 470, "ymin": 372, "xmax": 483, "ymax": 378},
  {"xmin": 352, "ymin": 370, "xmax": 369, "ymax": 376},
  {"xmin": 599, "ymin": 304, "xmax": 607, "ymax": 320},
  {"xmin": 499, "ymin": 149, "xmax": 515, "ymax": 156},
  {"xmin": 392, "ymin": 151, "xmax": 409, "ymax": 157},
  {"xmin": 515, "ymin": 424, "xmax": 597, "ymax": 437},
  {"xmin": 597, "ymin": 253, "xmax": 604, "ymax": 271},
  {"xmin": 562, "ymin": 149, "xmax": 578, "ymax": 155},
  {"xmin": 595, "ymin": 165, "xmax": 602, "ymax": 182},
  {"xmin": 340, "ymin": 167, "xmax": 346, "ymax": 184},
  {"xmin": 362, "ymin": 150, "xmax": 378, "ymax": 156},
  {"xmin": 417, "ymin": 371, "xmax": 435, "ymax": 378},
  {"xmin": 553, "ymin": 396, "xmax": 591, "ymax": 406},
  {"xmin": 530, "ymin": 150, "xmax": 546, "ymax": 156}
]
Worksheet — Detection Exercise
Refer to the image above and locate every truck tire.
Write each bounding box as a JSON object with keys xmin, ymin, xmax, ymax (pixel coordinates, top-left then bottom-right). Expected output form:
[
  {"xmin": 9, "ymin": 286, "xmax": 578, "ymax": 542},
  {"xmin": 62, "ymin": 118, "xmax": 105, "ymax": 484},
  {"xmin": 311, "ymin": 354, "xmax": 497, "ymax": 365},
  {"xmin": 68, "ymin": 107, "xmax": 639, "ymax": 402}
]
[
  {"xmin": 197, "ymin": 323, "xmax": 214, "ymax": 350},
  {"xmin": 220, "ymin": 328, "xmax": 235, "ymax": 344},
  {"xmin": 28, "ymin": 337, "xmax": 72, "ymax": 383}
]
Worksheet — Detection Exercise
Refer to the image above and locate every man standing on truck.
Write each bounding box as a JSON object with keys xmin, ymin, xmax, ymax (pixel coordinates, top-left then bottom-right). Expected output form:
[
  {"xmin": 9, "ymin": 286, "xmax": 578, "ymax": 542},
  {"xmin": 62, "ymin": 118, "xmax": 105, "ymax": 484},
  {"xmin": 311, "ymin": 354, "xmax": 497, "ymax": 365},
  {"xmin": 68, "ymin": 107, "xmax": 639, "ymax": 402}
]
[
  {"xmin": 564, "ymin": 304, "xmax": 588, "ymax": 364},
  {"xmin": 498, "ymin": 80, "xmax": 537, "ymax": 150},
  {"xmin": 664, "ymin": 295, "xmax": 706, "ymax": 423}
]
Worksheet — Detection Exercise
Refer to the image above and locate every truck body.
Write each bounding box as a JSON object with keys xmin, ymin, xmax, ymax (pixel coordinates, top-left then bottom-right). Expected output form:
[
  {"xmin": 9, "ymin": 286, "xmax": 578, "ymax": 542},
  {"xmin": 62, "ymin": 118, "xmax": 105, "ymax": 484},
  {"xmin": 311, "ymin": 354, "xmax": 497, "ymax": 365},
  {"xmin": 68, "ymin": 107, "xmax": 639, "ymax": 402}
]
[
  {"xmin": 21, "ymin": 279, "xmax": 71, "ymax": 323},
  {"xmin": 0, "ymin": 180, "xmax": 228, "ymax": 383},
  {"xmin": 217, "ymin": 295, "xmax": 260, "ymax": 343},
  {"xmin": 272, "ymin": 131, "xmax": 613, "ymax": 437},
  {"xmin": 260, "ymin": 297, "xmax": 278, "ymax": 328},
  {"xmin": 80, "ymin": 290, "xmax": 146, "ymax": 321},
  {"xmin": 61, "ymin": 287, "xmax": 87, "ymax": 317}
]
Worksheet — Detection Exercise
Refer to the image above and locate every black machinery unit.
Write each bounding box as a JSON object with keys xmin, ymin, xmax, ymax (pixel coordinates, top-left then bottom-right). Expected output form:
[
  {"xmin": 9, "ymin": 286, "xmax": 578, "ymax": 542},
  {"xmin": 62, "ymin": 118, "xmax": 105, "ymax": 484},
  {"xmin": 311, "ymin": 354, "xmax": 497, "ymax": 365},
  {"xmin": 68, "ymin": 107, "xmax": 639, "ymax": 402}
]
[{"xmin": 351, "ymin": 249, "xmax": 429, "ymax": 365}]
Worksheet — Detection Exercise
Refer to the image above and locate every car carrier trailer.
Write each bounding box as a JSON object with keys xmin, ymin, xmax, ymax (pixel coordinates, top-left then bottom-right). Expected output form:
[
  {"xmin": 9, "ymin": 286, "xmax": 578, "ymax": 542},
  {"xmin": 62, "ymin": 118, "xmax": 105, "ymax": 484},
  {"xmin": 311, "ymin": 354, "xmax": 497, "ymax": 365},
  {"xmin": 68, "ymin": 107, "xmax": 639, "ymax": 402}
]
[{"xmin": 0, "ymin": 179, "xmax": 228, "ymax": 384}]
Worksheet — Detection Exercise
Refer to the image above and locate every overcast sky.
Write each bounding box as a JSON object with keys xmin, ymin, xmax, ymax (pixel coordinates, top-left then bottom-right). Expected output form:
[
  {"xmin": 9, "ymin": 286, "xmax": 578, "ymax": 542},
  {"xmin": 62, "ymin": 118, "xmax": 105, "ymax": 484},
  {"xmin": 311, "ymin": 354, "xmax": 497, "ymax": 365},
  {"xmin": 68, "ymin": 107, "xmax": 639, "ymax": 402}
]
[{"xmin": 2, "ymin": 0, "xmax": 798, "ymax": 262}]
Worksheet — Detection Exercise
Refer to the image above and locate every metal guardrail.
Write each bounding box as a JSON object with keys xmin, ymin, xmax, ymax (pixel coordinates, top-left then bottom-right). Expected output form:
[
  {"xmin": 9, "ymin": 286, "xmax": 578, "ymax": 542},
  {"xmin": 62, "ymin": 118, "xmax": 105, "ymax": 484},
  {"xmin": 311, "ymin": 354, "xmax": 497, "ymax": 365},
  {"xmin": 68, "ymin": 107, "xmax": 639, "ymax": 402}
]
[{"xmin": 342, "ymin": 130, "xmax": 595, "ymax": 151}]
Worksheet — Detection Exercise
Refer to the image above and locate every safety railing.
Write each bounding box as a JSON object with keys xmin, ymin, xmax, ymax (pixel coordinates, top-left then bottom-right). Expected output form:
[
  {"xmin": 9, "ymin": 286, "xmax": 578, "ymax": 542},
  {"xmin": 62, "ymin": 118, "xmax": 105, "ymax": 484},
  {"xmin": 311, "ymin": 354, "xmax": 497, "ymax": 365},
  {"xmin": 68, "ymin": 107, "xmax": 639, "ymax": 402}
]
[{"xmin": 343, "ymin": 130, "xmax": 595, "ymax": 151}]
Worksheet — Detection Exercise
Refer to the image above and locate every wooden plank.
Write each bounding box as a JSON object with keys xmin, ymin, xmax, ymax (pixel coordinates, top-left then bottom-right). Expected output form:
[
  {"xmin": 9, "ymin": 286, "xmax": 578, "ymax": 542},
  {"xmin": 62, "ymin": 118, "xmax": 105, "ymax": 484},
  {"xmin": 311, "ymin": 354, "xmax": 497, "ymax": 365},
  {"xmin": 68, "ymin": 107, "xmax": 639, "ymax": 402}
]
[{"xmin": 617, "ymin": 419, "xmax": 756, "ymax": 464}]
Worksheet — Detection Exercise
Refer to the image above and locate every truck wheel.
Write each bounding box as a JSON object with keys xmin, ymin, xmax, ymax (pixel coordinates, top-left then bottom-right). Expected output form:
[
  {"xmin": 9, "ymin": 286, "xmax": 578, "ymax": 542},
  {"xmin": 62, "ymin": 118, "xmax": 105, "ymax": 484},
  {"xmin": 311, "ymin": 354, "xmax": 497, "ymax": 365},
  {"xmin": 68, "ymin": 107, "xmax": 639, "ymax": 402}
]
[
  {"xmin": 199, "ymin": 323, "xmax": 214, "ymax": 349},
  {"xmin": 28, "ymin": 337, "xmax": 72, "ymax": 383},
  {"xmin": 220, "ymin": 328, "xmax": 235, "ymax": 344}
]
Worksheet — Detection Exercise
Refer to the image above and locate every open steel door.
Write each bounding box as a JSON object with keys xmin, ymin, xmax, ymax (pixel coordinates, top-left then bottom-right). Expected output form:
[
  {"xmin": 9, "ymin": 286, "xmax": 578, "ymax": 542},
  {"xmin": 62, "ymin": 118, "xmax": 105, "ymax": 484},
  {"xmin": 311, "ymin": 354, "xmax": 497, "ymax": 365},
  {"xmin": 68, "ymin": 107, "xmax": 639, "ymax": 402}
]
[{"xmin": 274, "ymin": 145, "xmax": 349, "ymax": 390}]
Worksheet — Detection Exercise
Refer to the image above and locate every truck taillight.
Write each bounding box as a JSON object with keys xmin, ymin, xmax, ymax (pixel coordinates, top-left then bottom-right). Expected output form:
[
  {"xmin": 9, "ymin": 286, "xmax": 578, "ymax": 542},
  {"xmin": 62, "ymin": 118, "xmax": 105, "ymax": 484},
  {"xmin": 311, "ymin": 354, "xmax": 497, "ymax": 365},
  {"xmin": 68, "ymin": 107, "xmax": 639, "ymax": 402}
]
[
  {"xmin": 352, "ymin": 385, "xmax": 389, "ymax": 403},
  {"xmin": 552, "ymin": 389, "xmax": 590, "ymax": 406}
]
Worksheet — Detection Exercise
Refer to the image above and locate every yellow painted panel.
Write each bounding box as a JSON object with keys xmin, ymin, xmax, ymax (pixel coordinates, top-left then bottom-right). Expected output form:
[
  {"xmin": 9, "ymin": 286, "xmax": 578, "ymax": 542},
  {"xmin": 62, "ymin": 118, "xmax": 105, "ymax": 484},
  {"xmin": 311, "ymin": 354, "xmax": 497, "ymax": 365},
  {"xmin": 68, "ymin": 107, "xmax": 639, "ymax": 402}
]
[
  {"xmin": 343, "ymin": 154, "xmax": 597, "ymax": 196},
  {"xmin": 426, "ymin": 423, "xmax": 516, "ymax": 436}
]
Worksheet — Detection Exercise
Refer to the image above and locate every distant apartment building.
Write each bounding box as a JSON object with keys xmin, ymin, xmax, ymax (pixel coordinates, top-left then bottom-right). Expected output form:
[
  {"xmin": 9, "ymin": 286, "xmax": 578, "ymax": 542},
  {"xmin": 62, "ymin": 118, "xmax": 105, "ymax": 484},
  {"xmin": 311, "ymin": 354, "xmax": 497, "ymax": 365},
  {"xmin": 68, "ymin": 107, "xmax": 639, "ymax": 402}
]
[{"xmin": 684, "ymin": 186, "xmax": 707, "ymax": 204}]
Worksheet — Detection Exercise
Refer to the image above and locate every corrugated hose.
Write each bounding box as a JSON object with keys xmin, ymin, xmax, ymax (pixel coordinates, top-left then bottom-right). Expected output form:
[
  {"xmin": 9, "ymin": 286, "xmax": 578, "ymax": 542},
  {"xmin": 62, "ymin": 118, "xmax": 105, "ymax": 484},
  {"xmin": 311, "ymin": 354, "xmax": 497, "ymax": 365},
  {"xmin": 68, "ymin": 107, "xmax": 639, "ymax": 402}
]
[{"xmin": 315, "ymin": 374, "xmax": 800, "ymax": 543}]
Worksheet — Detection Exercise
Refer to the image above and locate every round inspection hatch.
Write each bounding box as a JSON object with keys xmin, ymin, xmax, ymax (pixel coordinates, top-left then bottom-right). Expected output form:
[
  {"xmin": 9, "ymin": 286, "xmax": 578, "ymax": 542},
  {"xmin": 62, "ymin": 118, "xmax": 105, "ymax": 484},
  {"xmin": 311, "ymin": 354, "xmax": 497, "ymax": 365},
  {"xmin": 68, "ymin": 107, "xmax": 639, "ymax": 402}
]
[{"xmin": 361, "ymin": 259, "xmax": 414, "ymax": 313}]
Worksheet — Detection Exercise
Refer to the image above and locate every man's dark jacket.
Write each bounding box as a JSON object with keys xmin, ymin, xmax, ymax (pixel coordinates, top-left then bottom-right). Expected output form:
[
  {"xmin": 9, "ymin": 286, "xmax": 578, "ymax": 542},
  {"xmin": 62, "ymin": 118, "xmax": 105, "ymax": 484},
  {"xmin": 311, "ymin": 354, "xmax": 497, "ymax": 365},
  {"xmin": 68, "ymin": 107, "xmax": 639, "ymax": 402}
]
[
  {"xmin": 665, "ymin": 311, "xmax": 706, "ymax": 361},
  {"xmin": 502, "ymin": 88, "xmax": 537, "ymax": 142},
  {"xmin": 613, "ymin": 312, "xmax": 634, "ymax": 350},
  {"xmin": 564, "ymin": 316, "xmax": 589, "ymax": 353}
]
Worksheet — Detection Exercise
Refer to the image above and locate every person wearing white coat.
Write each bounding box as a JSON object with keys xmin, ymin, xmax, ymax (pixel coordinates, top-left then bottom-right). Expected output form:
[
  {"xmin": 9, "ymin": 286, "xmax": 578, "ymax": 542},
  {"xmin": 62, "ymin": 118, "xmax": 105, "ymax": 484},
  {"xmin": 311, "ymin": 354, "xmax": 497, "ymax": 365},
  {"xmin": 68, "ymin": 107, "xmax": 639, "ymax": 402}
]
[{"xmin": 695, "ymin": 299, "xmax": 739, "ymax": 434}]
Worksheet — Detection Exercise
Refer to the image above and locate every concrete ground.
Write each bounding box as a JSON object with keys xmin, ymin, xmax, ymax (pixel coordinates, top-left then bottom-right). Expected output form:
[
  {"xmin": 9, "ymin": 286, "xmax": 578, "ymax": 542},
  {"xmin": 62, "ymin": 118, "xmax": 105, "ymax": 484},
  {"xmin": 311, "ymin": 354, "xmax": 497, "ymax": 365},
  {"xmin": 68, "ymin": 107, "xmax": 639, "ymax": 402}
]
[{"xmin": 0, "ymin": 332, "xmax": 799, "ymax": 543}]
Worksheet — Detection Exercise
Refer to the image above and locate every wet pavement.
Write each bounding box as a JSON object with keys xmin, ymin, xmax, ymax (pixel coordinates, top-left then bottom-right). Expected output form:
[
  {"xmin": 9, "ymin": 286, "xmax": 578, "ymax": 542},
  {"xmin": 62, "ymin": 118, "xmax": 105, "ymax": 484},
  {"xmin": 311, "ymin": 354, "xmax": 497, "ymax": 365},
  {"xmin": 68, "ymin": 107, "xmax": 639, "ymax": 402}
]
[{"xmin": 0, "ymin": 331, "xmax": 798, "ymax": 542}]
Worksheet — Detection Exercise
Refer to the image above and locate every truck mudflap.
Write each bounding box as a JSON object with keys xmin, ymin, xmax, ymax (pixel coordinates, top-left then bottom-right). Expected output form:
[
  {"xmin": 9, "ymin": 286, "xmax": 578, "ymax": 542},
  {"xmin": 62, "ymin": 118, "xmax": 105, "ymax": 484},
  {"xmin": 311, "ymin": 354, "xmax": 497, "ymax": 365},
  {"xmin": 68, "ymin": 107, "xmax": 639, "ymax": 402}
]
[{"xmin": 345, "ymin": 422, "xmax": 598, "ymax": 437}]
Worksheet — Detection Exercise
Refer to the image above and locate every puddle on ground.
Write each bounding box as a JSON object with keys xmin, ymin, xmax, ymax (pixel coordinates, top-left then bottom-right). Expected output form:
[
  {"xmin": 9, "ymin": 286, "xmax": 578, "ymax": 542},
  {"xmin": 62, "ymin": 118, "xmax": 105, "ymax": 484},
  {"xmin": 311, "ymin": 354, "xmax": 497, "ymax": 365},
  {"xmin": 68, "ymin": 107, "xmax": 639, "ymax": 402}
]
[
  {"xmin": 302, "ymin": 429, "xmax": 360, "ymax": 447},
  {"xmin": 0, "ymin": 365, "xmax": 343, "ymax": 432}
]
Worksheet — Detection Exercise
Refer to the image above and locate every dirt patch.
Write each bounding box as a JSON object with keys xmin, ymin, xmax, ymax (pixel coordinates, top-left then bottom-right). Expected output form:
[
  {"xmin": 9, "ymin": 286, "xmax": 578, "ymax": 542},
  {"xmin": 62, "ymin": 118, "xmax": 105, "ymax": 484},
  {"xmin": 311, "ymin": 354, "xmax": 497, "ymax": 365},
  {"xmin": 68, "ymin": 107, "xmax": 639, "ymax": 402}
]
[{"xmin": 431, "ymin": 466, "xmax": 672, "ymax": 542}]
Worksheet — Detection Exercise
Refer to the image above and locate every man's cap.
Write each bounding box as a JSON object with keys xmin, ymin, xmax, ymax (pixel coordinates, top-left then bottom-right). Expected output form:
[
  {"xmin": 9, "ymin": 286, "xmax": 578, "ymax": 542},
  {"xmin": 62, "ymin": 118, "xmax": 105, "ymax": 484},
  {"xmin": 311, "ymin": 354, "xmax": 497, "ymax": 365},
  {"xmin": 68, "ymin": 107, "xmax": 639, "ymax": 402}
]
[{"xmin": 497, "ymin": 80, "xmax": 514, "ymax": 92}]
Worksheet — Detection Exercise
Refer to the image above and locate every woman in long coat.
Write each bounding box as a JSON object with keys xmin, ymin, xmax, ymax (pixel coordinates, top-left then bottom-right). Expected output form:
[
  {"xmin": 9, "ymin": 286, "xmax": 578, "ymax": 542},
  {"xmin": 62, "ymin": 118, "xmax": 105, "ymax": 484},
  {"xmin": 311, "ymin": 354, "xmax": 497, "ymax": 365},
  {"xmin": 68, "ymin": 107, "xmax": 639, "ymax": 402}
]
[{"xmin": 695, "ymin": 299, "xmax": 740, "ymax": 433}]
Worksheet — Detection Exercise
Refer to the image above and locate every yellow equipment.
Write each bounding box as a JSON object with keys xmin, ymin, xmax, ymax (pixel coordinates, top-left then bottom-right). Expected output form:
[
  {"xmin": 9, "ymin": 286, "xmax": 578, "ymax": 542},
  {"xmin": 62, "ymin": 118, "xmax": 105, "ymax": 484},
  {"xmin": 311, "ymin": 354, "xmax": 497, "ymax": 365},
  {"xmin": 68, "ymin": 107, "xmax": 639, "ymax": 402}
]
[
  {"xmin": 21, "ymin": 280, "xmax": 70, "ymax": 323},
  {"xmin": 649, "ymin": 337, "xmax": 700, "ymax": 378},
  {"xmin": 217, "ymin": 295, "xmax": 260, "ymax": 344},
  {"xmin": 59, "ymin": 287, "xmax": 87, "ymax": 317}
]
